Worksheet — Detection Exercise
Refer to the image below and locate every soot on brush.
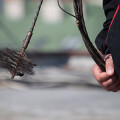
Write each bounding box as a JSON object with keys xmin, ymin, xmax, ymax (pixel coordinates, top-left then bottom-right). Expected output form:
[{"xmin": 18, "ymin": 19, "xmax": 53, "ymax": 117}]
[{"xmin": 0, "ymin": 48, "xmax": 36, "ymax": 77}]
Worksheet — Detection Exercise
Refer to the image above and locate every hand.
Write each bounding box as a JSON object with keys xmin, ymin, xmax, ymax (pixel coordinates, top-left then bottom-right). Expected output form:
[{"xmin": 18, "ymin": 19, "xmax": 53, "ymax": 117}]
[{"xmin": 92, "ymin": 54, "xmax": 120, "ymax": 92}]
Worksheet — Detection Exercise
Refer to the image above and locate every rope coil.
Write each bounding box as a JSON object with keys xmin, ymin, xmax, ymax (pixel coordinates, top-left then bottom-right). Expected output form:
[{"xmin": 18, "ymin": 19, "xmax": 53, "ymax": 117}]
[{"xmin": 57, "ymin": 0, "xmax": 105, "ymax": 72}]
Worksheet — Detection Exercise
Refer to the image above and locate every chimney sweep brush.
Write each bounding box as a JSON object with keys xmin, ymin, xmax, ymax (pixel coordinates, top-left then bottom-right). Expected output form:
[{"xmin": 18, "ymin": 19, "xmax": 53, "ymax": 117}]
[{"xmin": 0, "ymin": 0, "xmax": 43, "ymax": 80}]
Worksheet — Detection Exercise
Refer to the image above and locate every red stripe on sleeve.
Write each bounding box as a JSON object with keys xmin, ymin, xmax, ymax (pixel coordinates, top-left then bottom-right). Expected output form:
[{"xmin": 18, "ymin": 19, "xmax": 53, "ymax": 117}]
[
  {"xmin": 108, "ymin": 5, "xmax": 120, "ymax": 31},
  {"xmin": 106, "ymin": 5, "xmax": 120, "ymax": 44}
]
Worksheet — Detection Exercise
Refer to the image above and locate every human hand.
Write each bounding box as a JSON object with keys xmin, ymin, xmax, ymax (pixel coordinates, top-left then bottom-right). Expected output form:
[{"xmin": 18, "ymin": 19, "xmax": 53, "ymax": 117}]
[{"xmin": 92, "ymin": 54, "xmax": 120, "ymax": 92}]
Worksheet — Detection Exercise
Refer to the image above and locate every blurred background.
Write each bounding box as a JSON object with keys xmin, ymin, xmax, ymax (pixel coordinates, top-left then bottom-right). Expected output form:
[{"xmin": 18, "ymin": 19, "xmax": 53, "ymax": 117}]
[{"xmin": 0, "ymin": 0, "xmax": 120, "ymax": 120}]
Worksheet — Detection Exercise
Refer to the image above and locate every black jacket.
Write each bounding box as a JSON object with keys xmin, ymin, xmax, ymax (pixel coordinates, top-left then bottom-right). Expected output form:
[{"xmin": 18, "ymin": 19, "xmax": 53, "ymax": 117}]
[{"xmin": 95, "ymin": 0, "xmax": 120, "ymax": 76}]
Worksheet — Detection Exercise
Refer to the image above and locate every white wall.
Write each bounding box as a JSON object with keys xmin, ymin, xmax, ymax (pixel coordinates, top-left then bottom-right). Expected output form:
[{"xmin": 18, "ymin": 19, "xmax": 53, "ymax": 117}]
[
  {"xmin": 4, "ymin": 0, "xmax": 25, "ymax": 20},
  {"xmin": 41, "ymin": 0, "xmax": 63, "ymax": 23}
]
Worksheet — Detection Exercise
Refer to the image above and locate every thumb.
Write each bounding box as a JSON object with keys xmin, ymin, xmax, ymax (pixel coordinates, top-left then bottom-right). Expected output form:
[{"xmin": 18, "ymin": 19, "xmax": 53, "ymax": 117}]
[{"xmin": 105, "ymin": 54, "xmax": 114, "ymax": 76}]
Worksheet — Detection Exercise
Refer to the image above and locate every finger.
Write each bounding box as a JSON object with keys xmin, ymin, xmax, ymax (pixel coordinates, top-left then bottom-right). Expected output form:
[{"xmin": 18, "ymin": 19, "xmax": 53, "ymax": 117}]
[
  {"xmin": 105, "ymin": 54, "xmax": 114, "ymax": 76},
  {"xmin": 99, "ymin": 72, "xmax": 110, "ymax": 83},
  {"xmin": 93, "ymin": 64, "xmax": 110, "ymax": 83},
  {"xmin": 102, "ymin": 79, "xmax": 113, "ymax": 88},
  {"xmin": 92, "ymin": 64, "xmax": 102, "ymax": 74},
  {"xmin": 102, "ymin": 78, "xmax": 116, "ymax": 89},
  {"xmin": 112, "ymin": 79, "xmax": 120, "ymax": 92},
  {"xmin": 105, "ymin": 79, "xmax": 120, "ymax": 92},
  {"xmin": 110, "ymin": 72, "xmax": 119, "ymax": 82},
  {"xmin": 101, "ymin": 73, "xmax": 118, "ymax": 88},
  {"xmin": 109, "ymin": 80, "xmax": 120, "ymax": 92}
]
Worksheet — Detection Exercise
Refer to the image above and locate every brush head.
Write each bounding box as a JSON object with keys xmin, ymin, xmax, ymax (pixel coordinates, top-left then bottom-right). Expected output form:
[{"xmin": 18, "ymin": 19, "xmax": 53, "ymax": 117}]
[{"xmin": 0, "ymin": 48, "xmax": 36, "ymax": 77}]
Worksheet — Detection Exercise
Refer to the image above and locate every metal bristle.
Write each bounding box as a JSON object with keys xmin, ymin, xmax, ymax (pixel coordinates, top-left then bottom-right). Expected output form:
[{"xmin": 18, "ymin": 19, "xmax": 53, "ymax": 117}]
[{"xmin": 0, "ymin": 48, "xmax": 36, "ymax": 77}]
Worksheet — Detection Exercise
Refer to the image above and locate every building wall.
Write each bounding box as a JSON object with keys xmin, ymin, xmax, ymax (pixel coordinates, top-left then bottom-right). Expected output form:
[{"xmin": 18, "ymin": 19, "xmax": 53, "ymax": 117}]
[
  {"xmin": 41, "ymin": 0, "xmax": 63, "ymax": 23},
  {"xmin": 0, "ymin": 0, "xmax": 105, "ymax": 51},
  {"xmin": 4, "ymin": 0, "xmax": 25, "ymax": 20}
]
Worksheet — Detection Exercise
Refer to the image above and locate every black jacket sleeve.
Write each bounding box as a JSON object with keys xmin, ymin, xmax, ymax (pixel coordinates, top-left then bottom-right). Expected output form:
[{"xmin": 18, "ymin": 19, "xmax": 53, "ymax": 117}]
[
  {"xmin": 96, "ymin": 0, "xmax": 120, "ymax": 76},
  {"xmin": 95, "ymin": 0, "xmax": 119, "ymax": 55}
]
